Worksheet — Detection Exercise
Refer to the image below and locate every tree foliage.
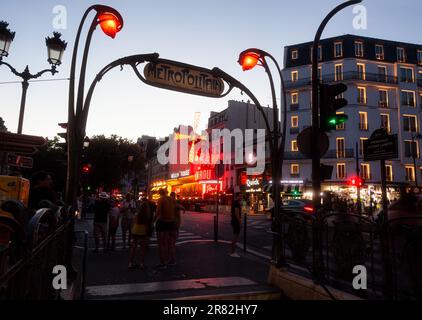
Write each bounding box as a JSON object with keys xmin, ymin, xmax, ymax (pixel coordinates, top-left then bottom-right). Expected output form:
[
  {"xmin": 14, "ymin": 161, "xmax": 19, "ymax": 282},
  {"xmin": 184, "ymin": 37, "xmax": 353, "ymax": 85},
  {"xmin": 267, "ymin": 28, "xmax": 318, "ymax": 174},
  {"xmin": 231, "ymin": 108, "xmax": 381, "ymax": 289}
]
[
  {"xmin": 0, "ymin": 117, "xmax": 7, "ymax": 132},
  {"xmin": 83, "ymin": 135, "xmax": 144, "ymax": 192}
]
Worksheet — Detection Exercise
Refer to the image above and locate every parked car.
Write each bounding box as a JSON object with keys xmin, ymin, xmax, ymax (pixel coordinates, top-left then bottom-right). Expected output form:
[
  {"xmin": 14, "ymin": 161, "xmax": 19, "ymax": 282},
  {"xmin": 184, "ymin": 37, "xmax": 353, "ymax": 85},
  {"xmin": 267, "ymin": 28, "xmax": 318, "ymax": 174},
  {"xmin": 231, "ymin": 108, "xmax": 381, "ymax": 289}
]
[{"xmin": 280, "ymin": 199, "xmax": 315, "ymax": 215}]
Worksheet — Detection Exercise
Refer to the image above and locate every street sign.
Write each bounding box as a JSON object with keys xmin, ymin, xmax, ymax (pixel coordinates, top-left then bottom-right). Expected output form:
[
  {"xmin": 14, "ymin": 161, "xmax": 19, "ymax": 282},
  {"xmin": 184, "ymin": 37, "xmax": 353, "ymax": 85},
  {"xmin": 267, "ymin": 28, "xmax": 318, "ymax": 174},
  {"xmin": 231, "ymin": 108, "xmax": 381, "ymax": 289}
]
[
  {"xmin": 363, "ymin": 129, "xmax": 398, "ymax": 162},
  {"xmin": 297, "ymin": 127, "xmax": 329, "ymax": 158},
  {"xmin": 144, "ymin": 59, "xmax": 225, "ymax": 98},
  {"xmin": 0, "ymin": 132, "xmax": 46, "ymax": 155},
  {"xmin": 7, "ymin": 154, "xmax": 34, "ymax": 168}
]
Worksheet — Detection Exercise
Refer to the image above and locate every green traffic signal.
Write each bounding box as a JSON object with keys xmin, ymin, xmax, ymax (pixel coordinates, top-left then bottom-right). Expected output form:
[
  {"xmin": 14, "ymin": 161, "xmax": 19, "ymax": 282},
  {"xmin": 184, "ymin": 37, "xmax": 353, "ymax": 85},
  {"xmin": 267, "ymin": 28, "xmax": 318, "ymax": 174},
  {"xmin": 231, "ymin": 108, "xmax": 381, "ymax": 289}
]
[{"xmin": 328, "ymin": 114, "xmax": 349, "ymax": 126}]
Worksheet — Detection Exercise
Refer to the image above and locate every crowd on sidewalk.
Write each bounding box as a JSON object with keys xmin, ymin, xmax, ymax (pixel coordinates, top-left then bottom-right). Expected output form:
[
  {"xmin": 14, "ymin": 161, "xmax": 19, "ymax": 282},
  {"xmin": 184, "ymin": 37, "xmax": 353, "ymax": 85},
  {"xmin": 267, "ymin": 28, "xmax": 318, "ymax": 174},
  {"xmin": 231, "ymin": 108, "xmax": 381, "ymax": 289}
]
[{"xmin": 90, "ymin": 189, "xmax": 246, "ymax": 270}]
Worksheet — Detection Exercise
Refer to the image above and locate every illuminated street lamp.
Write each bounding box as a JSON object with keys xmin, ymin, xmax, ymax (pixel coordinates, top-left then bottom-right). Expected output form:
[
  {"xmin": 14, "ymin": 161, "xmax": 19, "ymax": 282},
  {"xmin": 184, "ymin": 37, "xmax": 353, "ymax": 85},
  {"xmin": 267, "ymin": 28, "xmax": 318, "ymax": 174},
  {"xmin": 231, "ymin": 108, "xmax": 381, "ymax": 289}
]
[
  {"xmin": 66, "ymin": 5, "xmax": 124, "ymax": 206},
  {"xmin": 83, "ymin": 136, "xmax": 90, "ymax": 149},
  {"xmin": 238, "ymin": 48, "xmax": 288, "ymax": 267},
  {"xmin": 0, "ymin": 21, "xmax": 67, "ymax": 134}
]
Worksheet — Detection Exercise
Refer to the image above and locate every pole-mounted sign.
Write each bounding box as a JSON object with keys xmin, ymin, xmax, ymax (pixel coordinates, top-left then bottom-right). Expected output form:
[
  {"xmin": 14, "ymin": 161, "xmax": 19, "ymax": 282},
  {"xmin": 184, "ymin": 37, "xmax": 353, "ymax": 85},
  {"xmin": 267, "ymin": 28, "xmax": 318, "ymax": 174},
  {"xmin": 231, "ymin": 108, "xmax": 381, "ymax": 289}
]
[
  {"xmin": 144, "ymin": 59, "xmax": 225, "ymax": 98},
  {"xmin": 363, "ymin": 129, "xmax": 398, "ymax": 162}
]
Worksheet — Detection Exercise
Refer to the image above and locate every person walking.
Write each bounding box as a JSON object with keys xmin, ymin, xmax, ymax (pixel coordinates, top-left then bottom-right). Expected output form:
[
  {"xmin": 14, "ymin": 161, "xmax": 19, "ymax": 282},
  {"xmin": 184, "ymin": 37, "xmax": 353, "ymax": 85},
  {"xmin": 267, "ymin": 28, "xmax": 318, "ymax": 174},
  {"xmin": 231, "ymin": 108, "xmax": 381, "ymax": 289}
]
[
  {"xmin": 229, "ymin": 192, "xmax": 242, "ymax": 258},
  {"xmin": 169, "ymin": 192, "xmax": 185, "ymax": 266},
  {"xmin": 107, "ymin": 199, "xmax": 120, "ymax": 251},
  {"xmin": 128, "ymin": 197, "xmax": 153, "ymax": 269},
  {"xmin": 120, "ymin": 193, "xmax": 136, "ymax": 249},
  {"xmin": 153, "ymin": 189, "xmax": 175, "ymax": 270},
  {"xmin": 28, "ymin": 171, "xmax": 58, "ymax": 210},
  {"xmin": 93, "ymin": 192, "xmax": 111, "ymax": 253}
]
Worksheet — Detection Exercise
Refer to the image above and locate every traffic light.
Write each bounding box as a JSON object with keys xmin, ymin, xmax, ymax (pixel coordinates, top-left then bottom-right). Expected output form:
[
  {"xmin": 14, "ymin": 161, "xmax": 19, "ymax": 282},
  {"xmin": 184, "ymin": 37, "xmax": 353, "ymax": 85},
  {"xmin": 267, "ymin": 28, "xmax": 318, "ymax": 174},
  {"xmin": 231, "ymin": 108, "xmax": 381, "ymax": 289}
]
[
  {"xmin": 82, "ymin": 164, "xmax": 91, "ymax": 174},
  {"xmin": 319, "ymin": 83, "xmax": 348, "ymax": 132},
  {"xmin": 292, "ymin": 187, "xmax": 302, "ymax": 198},
  {"xmin": 348, "ymin": 176, "xmax": 364, "ymax": 188}
]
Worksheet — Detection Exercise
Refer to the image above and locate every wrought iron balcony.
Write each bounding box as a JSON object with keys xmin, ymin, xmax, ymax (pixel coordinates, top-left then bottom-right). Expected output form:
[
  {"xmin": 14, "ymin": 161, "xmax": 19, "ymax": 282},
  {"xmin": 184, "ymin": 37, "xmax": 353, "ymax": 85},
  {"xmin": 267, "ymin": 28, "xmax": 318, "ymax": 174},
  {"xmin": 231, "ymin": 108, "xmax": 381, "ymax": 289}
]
[{"xmin": 285, "ymin": 71, "xmax": 398, "ymax": 89}]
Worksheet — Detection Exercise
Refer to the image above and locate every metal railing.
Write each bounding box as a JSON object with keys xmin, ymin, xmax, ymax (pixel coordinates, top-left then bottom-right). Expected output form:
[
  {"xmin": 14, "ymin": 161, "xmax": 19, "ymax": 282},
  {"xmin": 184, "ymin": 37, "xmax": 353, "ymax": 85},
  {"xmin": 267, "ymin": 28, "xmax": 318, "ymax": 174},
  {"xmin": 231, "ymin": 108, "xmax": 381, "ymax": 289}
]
[
  {"xmin": 273, "ymin": 209, "xmax": 422, "ymax": 300},
  {"xmin": 285, "ymin": 71, "xmax": 399, "ymax": 89},
  {"xmin": 0, "ymin": 205, "xmax": 76, "ymax": 300}
]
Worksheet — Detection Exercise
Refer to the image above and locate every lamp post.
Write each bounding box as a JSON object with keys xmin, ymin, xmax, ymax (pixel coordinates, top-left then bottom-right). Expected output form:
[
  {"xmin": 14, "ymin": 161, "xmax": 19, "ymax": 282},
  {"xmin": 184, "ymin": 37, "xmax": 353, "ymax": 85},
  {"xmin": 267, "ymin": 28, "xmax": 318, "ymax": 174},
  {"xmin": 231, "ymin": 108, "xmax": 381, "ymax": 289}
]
[
  {"xmin": 128, "ymin": 155, "xmax": 138, "ymax": 201},
  {"xmin": 0, "ymin": 21, "xmax": 67, "ymax": 134},
  {"xmin": 310, "ymin": 0, "xmax": 362, "ymax": 283},
  {"xmin": 65, "ymin": 5, "xmax": 123, "ymax": 207},
  {"xmin": 238, "ymin": 49, "xmax": 288, "ymax": 267},
  {"xmin": 412, "ymin": 133, "xmax": 422, "ymax": 187}
]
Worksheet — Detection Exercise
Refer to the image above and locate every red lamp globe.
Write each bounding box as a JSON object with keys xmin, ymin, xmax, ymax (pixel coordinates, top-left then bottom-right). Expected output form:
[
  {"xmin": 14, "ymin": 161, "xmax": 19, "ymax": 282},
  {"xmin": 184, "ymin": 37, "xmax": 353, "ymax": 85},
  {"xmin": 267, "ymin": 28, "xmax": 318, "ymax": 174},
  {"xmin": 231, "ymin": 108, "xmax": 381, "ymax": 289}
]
[
  {"xmin": 98, "ymin": 12, "xmax": 123, "ymax": 39},
  {"xmin": 239, "ymin": 52, "xmax": 260, "ymax": 71}
]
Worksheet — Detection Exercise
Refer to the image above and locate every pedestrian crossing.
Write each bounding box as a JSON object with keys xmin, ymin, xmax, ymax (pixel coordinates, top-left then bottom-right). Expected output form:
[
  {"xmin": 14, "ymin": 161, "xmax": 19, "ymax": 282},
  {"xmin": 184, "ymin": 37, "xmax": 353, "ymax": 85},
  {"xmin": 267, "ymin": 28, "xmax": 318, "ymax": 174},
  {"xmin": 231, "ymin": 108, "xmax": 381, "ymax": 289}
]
[{"xmin": 87, "ymin": 229, "xmax": 203, "ymax": 250}]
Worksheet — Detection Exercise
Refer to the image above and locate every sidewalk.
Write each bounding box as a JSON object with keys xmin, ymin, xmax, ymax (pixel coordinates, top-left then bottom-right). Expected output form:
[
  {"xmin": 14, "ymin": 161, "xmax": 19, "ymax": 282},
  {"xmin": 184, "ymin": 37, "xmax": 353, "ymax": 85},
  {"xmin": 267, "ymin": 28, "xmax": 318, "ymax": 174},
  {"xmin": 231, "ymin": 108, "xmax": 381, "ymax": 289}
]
[{"xmin": 82, "ymin": 241, "xmax": 276, "ymax": 299}]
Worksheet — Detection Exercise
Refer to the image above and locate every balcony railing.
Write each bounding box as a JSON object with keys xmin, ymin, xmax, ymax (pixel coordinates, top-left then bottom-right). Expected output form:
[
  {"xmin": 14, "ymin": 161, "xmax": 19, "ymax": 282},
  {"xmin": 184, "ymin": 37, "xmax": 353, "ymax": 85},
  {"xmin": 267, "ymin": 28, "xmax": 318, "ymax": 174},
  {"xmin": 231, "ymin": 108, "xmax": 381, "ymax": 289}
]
[
  {"xmin": 284, "ymin": 148, "xmax": 354, "ymax": 160},
  {"xmin": 285, "ymin": 71, "xmax": 398, "ymax": 89}
]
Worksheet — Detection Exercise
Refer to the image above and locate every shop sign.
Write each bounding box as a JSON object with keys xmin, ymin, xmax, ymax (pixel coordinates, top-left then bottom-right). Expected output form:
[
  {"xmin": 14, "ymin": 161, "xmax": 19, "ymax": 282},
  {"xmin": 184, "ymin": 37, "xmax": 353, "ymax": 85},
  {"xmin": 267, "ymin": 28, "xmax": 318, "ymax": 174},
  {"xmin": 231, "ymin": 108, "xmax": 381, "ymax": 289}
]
[
  {"xmin": 180, "ymin": 169, "xmax": 190, "ymax": 177},
  {"xmin": 195, "ymin": 168, "xmax": 214, "ymax": 181},
  {"xmin": 246, "ymin": 178, "xmax": 260, "ymax": 188}
]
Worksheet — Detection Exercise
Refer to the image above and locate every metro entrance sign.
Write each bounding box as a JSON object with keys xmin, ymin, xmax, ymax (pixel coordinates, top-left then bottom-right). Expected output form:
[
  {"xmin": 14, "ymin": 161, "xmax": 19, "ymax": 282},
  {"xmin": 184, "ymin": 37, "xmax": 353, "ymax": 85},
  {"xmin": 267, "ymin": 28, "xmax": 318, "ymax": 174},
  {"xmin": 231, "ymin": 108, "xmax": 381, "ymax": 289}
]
[
  {"xmin": 144, "ymin": 59, "xmax": 225, "ymax": 98},
  {"xmin": 363, "ymin": 129, "xmax": 398, "ymax": 161}
]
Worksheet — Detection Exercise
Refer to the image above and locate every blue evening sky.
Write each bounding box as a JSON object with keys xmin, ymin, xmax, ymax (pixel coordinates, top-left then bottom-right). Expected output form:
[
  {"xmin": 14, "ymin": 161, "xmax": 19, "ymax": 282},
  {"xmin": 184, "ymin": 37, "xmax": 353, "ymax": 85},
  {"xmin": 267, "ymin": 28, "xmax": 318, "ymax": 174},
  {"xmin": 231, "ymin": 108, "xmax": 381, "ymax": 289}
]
[{"xmin": 1, "ymin": 0, "xmax": 421, "ymax": 140}]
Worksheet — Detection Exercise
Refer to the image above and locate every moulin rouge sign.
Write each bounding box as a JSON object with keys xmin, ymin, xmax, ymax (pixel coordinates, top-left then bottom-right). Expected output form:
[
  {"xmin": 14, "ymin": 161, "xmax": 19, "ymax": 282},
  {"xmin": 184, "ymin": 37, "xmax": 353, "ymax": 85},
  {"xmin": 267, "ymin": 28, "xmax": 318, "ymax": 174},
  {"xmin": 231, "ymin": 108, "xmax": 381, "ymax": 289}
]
[{"xmin": 144, "ymin": 59, "xmax": 225, "ymax": 98}]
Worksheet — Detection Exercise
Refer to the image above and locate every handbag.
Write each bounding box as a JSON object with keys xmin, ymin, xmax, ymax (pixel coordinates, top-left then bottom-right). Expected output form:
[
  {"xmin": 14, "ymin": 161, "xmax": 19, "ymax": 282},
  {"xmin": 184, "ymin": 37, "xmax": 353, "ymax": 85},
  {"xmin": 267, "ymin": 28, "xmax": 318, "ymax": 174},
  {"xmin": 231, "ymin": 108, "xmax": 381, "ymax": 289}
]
[{"xmin": 131, "ymin": 223, "xmax": 146, "ymax": 236}]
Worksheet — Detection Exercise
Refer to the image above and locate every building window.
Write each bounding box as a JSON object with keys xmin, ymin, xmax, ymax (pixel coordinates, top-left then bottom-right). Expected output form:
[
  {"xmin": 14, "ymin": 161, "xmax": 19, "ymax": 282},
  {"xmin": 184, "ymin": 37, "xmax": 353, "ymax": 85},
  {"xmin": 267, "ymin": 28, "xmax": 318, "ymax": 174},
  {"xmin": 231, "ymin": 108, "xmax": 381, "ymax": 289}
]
[
  {"xmin": 291, "ymin": 116, "xmax": 299, "ymax": 128},
  {"xmin": 292, "ymin": 50, "xmax": 298, "ymax": 60},
  {"xmin": 291, "ymin": 164, "xmax": 300, "ymax": 175},
  {"xmin": 335, "ymin": 64, "xmax": 343, "ymax": 81},
  {"xmin": 380, "ymin": 114, "xmax": 391, "ymax": 133},
  {"xmin": 230, "ymin": 177, "xmax": 234, "ymax": 187},
  {"xmin": 337, "ymin": 163, "xmax": 346, "ymax": 179},
  {"xmin": 336, "ymin": 138, "xmax": 345, "ymax": 158},
  {"xmin": 291, "ymin": 140, "xmax": 299, "ymax": 152},
  {"xmin": 334, "ymin": 42, "xmax": 343, "ymax": 58},
  {"xmin": 357, "ymin": 87, "xmax": 367, "ymax": 105},
  {"xmin": 311, "ymin": 45, "xmax": 322, "ymax": 61},
  {"xmin": 291, "ymin": 92, "xmax": 299, "ymax": 105},
  {"xmin": 418, "ymin": 50, "xmax": 422, "ymax": 65},
  {"xmin": 360, "ymin": 138, "xmax": 368, "ymax": 157},
  {"xmin": 359, "ymin": 112, "xmax": 368, "ymax": 131},
  {"xmin": 378, "ymin": 66, "xmax": 387, "ymax": 82},
  {"xmin": 379, "ymin": 90, "xmax": 388, "ymax": 108},
  {"xmin": 402, "ymin": 91, "xmax": 416, "ymax": 107},
  {"xmin": 336, "ymin": 112, "xmax": 346, "ymax": 130},
  {"xmin": 397, "ymin": 47, "xmax": 406, "ymax": 63},
  {"xmin": 403, "ymin": 115, "xmax": 418, "ymax": 133},
  {"xmin": 385, "ymin": 165, "xmax": 393, "ymax": 182},
  {"xmin": 400, "ymin": 67, "xmax": 414, "ymax": 83},
  {"xmin": 375, "ymin": 44, "xmax": 384, "ymax": 60},
  {"xmin": 291, "ymin": 71, "xmax": 299, "ymax": 82},
  {"xmin": 357, "ymin": 63, "xmax": 366, "ymax": 80},
  {"xmin": 355, "ymin": 41, "xmax": 364, "ymax": 57},
  {"xmin": 361, "ymin": 164, "xmax": 370, "ymax": 180},
  {"xmin": 405, "ymin": 165, "xmax": 415, "ymax": 182},
  {"xmin": 404, "ymin": 140, "xmax": 419, "ymax": 158}
]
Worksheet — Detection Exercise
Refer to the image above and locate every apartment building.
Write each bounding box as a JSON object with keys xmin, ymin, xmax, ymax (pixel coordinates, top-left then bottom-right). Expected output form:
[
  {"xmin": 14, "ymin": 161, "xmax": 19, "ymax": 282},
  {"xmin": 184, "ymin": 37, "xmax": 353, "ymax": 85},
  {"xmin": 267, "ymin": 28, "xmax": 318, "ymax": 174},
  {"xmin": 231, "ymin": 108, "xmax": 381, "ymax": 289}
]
[{"xmin": 282, "ymin": 34, "xmax": 422, "ymax": 193}]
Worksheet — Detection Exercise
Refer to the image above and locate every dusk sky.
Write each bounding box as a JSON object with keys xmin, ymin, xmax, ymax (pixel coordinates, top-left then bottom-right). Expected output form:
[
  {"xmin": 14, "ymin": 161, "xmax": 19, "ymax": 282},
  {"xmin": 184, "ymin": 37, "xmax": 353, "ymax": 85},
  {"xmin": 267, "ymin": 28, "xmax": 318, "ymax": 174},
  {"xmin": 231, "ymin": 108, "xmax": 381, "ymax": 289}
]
[{"xmin": 1, "ymin": 0, "xmax": 421, "ymax": 141}]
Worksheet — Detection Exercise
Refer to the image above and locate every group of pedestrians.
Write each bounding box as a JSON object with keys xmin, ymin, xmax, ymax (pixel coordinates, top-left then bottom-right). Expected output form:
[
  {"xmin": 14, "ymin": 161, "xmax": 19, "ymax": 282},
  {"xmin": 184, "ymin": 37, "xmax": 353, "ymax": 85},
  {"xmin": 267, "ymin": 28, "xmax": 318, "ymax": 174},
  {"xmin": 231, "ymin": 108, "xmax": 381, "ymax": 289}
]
[{"xmin": 92, "ymin": 189, "xmax": 185, "ymax": 271}]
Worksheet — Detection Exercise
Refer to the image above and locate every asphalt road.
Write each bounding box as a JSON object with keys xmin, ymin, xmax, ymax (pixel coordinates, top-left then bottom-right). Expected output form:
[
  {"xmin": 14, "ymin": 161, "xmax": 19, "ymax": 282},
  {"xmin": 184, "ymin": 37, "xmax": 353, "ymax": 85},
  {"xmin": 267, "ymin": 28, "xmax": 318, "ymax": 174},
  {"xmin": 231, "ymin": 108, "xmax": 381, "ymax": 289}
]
[{"xmin": 73, "ymin": 211, "xmax": 276, "ymax": 299}]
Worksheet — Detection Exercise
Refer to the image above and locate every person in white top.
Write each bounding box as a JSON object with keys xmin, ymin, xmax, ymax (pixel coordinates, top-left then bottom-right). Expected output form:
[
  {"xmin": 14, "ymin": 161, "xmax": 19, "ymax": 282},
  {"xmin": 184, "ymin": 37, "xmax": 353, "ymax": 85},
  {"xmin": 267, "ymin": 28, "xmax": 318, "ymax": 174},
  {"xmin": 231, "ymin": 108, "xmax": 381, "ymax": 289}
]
[
  {"xmin": 120, "ymin": 193, "xmax": 136, "ymax": 249},
  {"xmin": 107, "ymin": 199, "xmax": 120, "ymax": 251}
]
